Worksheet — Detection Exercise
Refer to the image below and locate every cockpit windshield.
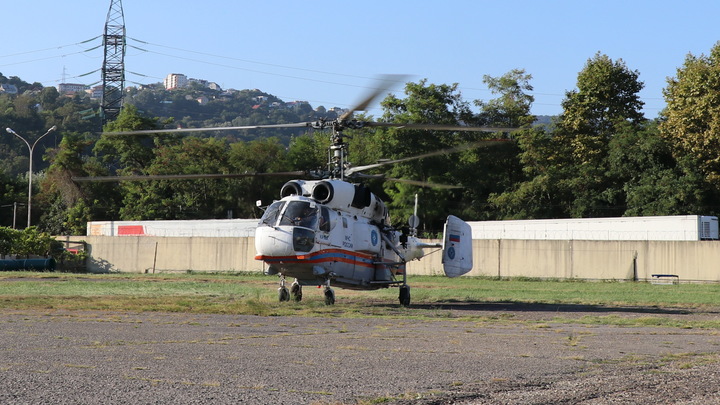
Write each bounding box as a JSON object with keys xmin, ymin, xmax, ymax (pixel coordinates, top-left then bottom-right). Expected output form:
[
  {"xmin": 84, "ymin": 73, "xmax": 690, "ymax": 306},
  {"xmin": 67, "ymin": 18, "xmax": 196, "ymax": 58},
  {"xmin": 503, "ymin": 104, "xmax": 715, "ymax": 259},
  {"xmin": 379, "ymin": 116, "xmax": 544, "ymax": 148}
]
[
  {"xmin": 259, "ymin": 201, "xmax": 285, "ymax": 227},
  {"xmin": 280, "ymin": 201, "xmax": 317, "ymax": 229}
]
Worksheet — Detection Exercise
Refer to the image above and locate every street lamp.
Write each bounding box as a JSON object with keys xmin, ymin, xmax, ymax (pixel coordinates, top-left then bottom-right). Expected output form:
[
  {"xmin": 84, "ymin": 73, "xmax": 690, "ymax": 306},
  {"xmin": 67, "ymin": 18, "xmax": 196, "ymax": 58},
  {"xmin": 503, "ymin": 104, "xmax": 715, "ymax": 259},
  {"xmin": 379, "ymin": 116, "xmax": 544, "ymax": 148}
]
[{"xmin": 5, "ymin": 126, "xmax": 57, "ymax": 228}]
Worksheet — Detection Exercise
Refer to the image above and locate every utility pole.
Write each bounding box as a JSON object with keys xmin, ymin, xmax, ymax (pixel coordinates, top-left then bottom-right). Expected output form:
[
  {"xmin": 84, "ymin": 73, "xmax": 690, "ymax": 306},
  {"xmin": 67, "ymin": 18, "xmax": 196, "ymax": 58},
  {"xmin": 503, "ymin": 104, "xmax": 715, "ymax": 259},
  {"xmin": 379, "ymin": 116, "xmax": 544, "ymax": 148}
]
[
  {"xmin": 0, "ymin": 202, "xmax": 25, "ymax": 229},
  {"xmin": 101, "ymin": 0, "xmax": 126, "ymax": 124}
]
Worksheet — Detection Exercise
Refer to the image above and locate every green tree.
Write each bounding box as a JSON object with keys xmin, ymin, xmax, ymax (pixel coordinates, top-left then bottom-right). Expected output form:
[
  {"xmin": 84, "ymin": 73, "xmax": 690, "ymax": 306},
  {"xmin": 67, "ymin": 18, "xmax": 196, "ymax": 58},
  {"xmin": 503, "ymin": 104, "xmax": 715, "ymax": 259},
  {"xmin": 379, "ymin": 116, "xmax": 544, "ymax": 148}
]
[
  {"xmin": 608, "ymin": 120, "xmax": 713, "ymax": 215},
  {"xmin": 228, "ymin": 137, "xmax": 292, "ymax": 217},
  {"xmin": 560, "ymin": 53, "xmax": 645, "ymax": 217},
  {"xmin": 661, "ymin": 41, "xmax": 720, "ymax": 192},
  {"xmin": 119, "ymin": 136, "xmax": 231, "ymax": 220},
  {"xmin": 493, "ymin": 53, "xmax": 645, "ymax": 219},
  {"xmin": 37, "ymin": 132, "xmax": 96, "ymax": 234},
  {"xmin": 286, "ymin": 132, "xmax": 328, "ymax": 173},
  {"xmin": 0, "ymin": 170, "xmax": 24, "ymax": 228},
  {"xmin": 376, "ymin": 80, "xmax": 479, "ymax": 229},
  {"xmin": 94, "ymin": 104, "xmax": 161, "ymax": 174},
  {"xmin": 473, "ymin": 69, "xmax": 536, "ymax": 128},
  {"xmin": 458, "ymin": 70, "xmax": 532, "ymax": 219}
]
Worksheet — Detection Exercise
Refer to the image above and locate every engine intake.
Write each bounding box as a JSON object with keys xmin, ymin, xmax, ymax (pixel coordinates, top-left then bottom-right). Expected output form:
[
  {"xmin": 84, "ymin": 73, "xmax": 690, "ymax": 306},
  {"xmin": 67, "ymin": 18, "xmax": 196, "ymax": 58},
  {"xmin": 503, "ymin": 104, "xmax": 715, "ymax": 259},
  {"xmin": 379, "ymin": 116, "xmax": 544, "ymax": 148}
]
[
  {"xmin": 280, "ymin": 181, "xmax": 304, "ymax": 198},
  {"xmin": 311, "ymin": 181, "xmax": 334, "ymax": 203}
]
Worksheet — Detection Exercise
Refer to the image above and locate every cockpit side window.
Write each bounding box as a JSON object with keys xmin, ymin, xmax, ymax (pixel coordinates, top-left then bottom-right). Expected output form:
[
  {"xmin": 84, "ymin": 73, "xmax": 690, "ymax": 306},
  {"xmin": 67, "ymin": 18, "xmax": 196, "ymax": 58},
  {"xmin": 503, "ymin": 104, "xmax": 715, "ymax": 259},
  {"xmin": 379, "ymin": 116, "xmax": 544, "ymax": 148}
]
[
  {"xmin": 280, "ymin": 201, "xmax": 317, "ymax": 229},
  {"xmin": 259, "ymin": 201, "xmax": 284, "ymax": 227}
]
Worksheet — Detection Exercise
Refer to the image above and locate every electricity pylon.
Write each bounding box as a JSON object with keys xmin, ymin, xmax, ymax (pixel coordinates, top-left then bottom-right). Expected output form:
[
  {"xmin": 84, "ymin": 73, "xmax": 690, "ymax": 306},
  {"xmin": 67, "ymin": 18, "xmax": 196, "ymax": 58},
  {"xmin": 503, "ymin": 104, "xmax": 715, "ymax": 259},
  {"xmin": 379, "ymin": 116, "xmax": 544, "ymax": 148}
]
[{"xmin": 101, "ymin": 0, "xmax": 126, "ymax": 124}]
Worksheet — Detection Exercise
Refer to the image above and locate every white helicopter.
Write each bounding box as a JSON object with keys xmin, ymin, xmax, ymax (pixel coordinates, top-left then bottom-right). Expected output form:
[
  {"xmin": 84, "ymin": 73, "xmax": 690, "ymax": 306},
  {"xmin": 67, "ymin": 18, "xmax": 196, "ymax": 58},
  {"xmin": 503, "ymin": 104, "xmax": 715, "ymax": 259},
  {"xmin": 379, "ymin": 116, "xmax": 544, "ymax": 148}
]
[
  {"xmin": 75, "ymin": 76, "xmax": 513, "ymax": 306},
  {"xmin": 253, "ymin": 126, "xmax": 476, "ymax": 306}
]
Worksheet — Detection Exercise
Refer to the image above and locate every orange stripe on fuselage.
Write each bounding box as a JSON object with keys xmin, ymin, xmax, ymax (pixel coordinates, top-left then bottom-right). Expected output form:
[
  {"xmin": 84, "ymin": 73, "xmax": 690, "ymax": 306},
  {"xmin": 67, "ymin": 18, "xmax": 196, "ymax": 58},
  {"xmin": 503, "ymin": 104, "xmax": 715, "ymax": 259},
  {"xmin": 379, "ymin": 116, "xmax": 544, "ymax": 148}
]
[{"xmin": 255, "ymin": 248, "xmax": 377, "ymax": 268}]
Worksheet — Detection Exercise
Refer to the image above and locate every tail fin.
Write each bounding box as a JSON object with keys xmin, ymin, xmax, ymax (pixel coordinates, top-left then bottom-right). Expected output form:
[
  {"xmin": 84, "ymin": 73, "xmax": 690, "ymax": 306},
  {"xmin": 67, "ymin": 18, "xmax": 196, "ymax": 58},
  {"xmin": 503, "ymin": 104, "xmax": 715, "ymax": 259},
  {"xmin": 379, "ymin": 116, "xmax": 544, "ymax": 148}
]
[{"xmin": 442, "ymin": 215, "xmax": 473, "ymax": 277}]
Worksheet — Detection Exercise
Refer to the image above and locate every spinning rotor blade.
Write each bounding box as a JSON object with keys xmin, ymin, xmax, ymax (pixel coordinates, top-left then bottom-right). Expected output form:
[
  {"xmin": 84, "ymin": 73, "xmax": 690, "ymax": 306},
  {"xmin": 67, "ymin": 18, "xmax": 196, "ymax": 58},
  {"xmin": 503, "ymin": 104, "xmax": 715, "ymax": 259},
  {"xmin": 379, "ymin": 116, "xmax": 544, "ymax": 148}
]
[
  {"xmin": 387, "ymin": 177, "xmax": 462, "ymax": 189},
  {"xmin": 339, "ymin": 74, "xmax": 410, "ymax": 120},
  {"xmin": 345, "ymin": 139, "xmax": 509, "ymax": 176},
  {"xmin": 72, "ymin": 171, "xmax": 307, "ymax": 183},
  {"xmin": 353, "ymin": 173, "xmax": 462, "ymax": 189},
  {"xmin": 102, "ymin": 122, "xmax": 312, "ymax": 136},
  {"xmin": 102, "ymin": 121, "xmax": 517, "ymax": 137},
  {"xmin": 363, "ymin": 122, "xmax": 517, "ymax": 133}
]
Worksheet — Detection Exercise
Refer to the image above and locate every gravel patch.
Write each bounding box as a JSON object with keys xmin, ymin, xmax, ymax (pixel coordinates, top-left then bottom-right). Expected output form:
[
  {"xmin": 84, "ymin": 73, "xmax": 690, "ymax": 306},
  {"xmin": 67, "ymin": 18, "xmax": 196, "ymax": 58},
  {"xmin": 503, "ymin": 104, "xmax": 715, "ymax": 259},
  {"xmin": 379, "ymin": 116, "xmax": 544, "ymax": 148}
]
[{"xmin": 0, "ymin": 305, "xmax": 719, "ymax": 404}]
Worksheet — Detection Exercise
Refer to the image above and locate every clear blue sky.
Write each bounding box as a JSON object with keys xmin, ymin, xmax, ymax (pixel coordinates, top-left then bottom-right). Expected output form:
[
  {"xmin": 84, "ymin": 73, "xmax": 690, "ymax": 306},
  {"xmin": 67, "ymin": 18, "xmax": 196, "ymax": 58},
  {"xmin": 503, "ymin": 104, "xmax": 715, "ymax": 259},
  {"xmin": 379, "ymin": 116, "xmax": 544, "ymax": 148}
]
[{"xmin": 1, "ymin": 1, "xmax": 718, "ymax": 119}]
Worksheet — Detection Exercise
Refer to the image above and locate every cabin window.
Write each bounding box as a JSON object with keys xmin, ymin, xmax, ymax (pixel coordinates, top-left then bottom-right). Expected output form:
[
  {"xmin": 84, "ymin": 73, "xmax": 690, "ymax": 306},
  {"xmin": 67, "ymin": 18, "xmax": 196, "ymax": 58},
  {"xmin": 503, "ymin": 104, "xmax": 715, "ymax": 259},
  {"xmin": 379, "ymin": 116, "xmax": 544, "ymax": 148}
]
[
  {"xmin": 280, "ymin": 201, "xmax": 317, "ymax": 229},
  {"xmin": 259, "ymin": 201, "xmax": 284, "ymax": 227},
  {"xmin": 319, "ymin": 207, "xmax": 331, "ymax": 232}
]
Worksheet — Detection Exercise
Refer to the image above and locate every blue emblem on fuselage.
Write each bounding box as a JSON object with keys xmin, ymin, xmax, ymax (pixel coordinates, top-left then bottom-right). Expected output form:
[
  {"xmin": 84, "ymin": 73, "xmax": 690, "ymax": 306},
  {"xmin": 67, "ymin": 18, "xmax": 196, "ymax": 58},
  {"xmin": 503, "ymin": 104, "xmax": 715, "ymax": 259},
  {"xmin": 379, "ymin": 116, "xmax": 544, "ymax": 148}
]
[{"xmin": 371, "ymin": 229, "xmax": 378, "ymax": 246}]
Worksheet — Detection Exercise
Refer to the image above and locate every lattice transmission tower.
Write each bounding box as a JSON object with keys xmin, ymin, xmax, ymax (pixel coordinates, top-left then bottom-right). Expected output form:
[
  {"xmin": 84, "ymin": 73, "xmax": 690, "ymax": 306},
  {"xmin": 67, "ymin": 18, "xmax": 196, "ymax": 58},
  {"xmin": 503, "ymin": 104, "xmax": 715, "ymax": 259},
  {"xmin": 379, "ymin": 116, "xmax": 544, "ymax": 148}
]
[{"xmin": 101, "ymin": 0, "xmax": 126, "ymax": 124}]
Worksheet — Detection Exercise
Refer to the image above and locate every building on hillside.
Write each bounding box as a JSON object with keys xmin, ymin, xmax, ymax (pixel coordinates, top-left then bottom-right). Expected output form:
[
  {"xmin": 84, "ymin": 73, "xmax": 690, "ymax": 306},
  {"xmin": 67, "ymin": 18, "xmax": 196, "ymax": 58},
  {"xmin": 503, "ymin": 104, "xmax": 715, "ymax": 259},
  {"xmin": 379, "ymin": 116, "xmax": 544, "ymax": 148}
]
[
  {"xmin": 87, "ymin": 85, "xmax": 104, "ymax": 99},
  {"xmin": 0, "ymin": 84, "xmax": 18, "ymax": 94},
  {"xmin": 164, "ymin": 73, "xmax": 188, "ymax": 90},
  {"xmin": 328, "ymin": 107, "xmax": 348, "ymax": 116},
  {"xmin": 57, "ymin": 83, "xmax": 87, "ymax": 94}
]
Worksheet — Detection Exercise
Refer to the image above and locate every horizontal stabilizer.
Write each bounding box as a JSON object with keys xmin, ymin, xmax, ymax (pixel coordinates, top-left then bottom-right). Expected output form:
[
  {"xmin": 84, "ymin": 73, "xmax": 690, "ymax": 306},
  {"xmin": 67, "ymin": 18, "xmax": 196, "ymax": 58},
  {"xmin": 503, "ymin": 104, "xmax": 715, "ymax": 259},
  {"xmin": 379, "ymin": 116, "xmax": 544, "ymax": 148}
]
[{"xmin": 442, "ymin": 215, "xmax": 473, "ymax": 277}]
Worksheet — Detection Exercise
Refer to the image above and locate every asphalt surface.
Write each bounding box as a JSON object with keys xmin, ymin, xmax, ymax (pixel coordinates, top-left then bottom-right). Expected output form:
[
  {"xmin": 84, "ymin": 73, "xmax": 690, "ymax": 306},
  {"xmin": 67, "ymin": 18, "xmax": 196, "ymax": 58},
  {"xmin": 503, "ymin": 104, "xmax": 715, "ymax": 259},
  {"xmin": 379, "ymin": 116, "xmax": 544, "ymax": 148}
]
[{"xmin": 1, "ymin": 305, "xmax": 719, "ymax": 404}]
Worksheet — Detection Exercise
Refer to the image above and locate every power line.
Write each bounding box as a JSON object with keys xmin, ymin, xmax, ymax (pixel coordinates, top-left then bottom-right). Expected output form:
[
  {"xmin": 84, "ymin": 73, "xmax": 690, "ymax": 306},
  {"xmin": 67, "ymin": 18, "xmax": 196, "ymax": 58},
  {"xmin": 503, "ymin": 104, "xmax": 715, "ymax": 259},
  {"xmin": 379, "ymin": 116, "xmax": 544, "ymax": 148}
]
[
  {"xmin": 125, "ymin": 42, "xmax": 390, "ymax": 93},
  {"xmin": 128, "ymin": 37, "xmax": 377, "ymax": 82},
  {"xmin": 0, "ymin": 36, "xmax": 101, "ymax": 59}
]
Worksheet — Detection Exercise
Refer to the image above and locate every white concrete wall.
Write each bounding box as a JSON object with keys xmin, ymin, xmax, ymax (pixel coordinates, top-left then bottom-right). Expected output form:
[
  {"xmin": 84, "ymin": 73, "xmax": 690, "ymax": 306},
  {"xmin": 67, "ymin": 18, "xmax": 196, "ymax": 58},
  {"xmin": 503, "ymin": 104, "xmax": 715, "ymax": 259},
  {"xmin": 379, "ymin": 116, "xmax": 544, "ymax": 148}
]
[
  {"xmin": 71, "ymin": 236, "xmax": 720, "ymax": 282},
  {"xmin": 405, "ymin": 239, "xmax": 720, "ymax": 282},
  {"xmin": 83, "ymin": 236, "xmax": 263, "ymax": 274}
]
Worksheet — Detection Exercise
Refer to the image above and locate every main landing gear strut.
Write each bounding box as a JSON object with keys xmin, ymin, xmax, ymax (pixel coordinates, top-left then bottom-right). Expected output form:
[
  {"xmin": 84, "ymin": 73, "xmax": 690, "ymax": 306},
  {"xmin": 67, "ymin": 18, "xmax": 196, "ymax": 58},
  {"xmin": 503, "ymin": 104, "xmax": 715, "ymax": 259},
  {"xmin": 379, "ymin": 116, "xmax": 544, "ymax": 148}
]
[
  {"xmin": 277, "ymin": 275, "xmax": 333, "ymax": 305},
  {"xmin": 398, "ymin": 269, "xmax": 411, "ymax": 307},
  {"xmin": 323, "ymin": 279, "xmax": 335, "ymax": 305},
  {"xmin": 399, "ymin": 284, "xmax": 411, "ymax": 307}
]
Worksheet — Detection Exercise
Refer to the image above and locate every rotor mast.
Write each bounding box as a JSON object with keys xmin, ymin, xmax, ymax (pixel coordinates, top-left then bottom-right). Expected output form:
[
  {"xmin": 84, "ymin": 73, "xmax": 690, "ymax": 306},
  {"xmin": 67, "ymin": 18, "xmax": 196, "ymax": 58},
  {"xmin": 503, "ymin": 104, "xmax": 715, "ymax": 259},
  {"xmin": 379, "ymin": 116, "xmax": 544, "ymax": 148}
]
[
  {"xmin": 101, "ymin": 0, "xmax": 126, "ymax": 124},
  {"xmin": 328, "ymin": 122, "xmax": 351, "ymax": 181}
]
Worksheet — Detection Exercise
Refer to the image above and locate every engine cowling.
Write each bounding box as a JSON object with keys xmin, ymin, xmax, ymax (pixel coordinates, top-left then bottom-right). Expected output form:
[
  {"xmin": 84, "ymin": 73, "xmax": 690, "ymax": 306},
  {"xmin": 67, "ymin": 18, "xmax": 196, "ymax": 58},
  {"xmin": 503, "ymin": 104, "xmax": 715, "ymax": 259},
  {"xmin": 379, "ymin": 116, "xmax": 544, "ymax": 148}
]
[{"xmin": 310, "ymin": 180, "xmax": 388, "ymax": 224}]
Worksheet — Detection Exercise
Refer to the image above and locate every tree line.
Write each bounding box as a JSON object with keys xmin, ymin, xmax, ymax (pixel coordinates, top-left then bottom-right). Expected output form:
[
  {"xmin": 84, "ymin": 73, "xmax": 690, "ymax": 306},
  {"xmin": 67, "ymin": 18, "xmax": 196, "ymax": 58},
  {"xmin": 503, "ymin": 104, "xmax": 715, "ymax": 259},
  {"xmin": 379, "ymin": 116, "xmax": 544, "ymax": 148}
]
[{"xmin": 3, "ymin": 43, "xmax": 720, "ymax": 236}]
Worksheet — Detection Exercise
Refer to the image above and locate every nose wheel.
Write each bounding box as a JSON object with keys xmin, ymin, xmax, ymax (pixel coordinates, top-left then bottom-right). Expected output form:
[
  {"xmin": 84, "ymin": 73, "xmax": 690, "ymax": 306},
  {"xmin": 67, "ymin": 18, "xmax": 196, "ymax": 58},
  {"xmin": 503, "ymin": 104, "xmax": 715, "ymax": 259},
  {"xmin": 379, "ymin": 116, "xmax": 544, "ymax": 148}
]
[
  {"xmin": 278, "ymin": 275, "xmax": 291, "ymax": 302},
  {"xmin": 278, "ymin": 275, "xmax": 334, "ymax": 304},
  {"xmin": 278, "ymin": 288, "xmax": 291, "ymax": 302},
  {"xmin": 278, "ymin": 286, "xmax": 290, "ymax": 302}
]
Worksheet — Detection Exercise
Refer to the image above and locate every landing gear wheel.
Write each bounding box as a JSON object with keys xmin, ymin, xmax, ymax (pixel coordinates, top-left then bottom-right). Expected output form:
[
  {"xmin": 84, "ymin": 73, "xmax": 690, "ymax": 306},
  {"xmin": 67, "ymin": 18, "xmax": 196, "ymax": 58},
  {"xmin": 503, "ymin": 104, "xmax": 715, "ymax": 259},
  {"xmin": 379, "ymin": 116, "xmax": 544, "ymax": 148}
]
[
  {"xmin": 290, "ymin": 282, "xmax": 303, "ymax": 302},
  {"xmin": 399, "ymin": 285, "xmax": 411, "ymax": 307},
  {"xmin": 324, "ymin": 288, "xmax": 335, "ymax": 305},
  {"xmin": 278, "ymin": 286, "xmax": 290, "ymax": 302}
]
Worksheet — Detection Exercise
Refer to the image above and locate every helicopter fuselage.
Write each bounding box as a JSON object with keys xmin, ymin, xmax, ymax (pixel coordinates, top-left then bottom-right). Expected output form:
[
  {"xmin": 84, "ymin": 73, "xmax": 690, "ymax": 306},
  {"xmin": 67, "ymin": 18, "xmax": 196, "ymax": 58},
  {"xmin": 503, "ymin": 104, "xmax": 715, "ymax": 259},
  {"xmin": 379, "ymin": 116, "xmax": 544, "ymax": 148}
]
[{"xmin": 255, "ymin": 180, "xmax": 428, "ymax": 290}]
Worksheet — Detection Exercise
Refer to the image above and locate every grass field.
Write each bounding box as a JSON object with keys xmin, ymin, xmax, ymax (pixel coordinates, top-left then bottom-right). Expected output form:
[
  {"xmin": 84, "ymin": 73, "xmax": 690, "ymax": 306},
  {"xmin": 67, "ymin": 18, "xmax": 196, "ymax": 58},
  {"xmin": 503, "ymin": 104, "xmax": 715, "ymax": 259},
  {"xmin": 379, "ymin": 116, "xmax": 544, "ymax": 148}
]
[{"xmin": 2, "ymin": 271, "xmax": 719, "ymax": 324}]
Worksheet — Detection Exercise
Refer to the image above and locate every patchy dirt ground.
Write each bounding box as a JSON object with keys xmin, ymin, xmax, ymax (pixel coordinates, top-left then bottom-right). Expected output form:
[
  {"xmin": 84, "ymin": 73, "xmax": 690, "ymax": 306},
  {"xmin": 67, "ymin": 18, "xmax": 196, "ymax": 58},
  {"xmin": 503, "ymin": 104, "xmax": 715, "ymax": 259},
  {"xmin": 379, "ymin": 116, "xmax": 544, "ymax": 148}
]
[{"xmin": 1, "ymin": 304, "xmax": 719, "ymax": 404}]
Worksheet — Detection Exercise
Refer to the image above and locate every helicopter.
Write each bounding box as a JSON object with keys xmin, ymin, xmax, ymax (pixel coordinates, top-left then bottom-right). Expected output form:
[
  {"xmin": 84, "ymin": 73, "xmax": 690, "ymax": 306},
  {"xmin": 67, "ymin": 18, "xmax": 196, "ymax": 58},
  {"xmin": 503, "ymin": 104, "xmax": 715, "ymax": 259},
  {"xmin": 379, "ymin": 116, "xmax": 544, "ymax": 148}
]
[{"xmin": 74, "ymin": 75, "xmax": 515, "ymax": 306}]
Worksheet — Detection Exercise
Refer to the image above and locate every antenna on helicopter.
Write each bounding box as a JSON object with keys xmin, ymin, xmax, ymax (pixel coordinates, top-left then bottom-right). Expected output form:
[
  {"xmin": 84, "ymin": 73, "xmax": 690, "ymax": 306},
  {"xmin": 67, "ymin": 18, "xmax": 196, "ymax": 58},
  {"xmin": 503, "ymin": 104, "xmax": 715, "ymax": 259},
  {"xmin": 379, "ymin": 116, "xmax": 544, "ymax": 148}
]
[{"xmin": 409, "ymin": 194, "xmax": 420, "ymax": 237}]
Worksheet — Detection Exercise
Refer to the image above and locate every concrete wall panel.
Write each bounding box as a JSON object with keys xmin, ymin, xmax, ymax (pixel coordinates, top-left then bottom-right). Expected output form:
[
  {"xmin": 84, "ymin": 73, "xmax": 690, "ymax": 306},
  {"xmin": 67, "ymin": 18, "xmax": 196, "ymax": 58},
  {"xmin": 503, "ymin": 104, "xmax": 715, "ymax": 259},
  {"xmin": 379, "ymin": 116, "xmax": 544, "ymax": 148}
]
[{"xmin": 73, "ymin": 236, "xmax": 720, "ymax": 283}]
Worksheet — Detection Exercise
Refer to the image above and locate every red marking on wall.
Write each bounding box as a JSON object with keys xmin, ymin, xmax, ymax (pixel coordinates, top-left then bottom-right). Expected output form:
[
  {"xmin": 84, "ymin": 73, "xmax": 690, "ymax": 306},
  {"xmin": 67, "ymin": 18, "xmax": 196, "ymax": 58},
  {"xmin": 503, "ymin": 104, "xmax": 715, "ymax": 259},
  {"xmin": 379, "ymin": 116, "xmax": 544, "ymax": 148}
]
[{"xmin": 118, "ymin": 225, "xmax": 145, "ymax": 235}]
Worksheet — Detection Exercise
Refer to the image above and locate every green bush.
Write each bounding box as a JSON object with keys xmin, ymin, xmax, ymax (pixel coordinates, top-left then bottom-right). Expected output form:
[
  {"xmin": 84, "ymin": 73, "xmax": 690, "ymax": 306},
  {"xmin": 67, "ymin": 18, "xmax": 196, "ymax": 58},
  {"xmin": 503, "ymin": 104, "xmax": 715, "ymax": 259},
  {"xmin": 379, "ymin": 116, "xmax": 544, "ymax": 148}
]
[{"xmin": 0, "ymin": 226, "xmax": 65, "ymax": 258}]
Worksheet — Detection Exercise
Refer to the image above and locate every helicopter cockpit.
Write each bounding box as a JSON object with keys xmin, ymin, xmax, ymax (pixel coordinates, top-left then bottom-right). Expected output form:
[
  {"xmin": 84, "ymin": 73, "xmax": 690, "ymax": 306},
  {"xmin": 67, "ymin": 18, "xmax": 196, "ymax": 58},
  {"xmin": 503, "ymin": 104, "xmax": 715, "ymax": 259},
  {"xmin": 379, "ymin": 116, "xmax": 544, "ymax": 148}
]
[
  {"xmin": 260, "ymin": 200, "xmax": 331, "ymax": 230},
  {"xmin": 258, "ymin": 199, "xmax": 332, "ymax": 253}
]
